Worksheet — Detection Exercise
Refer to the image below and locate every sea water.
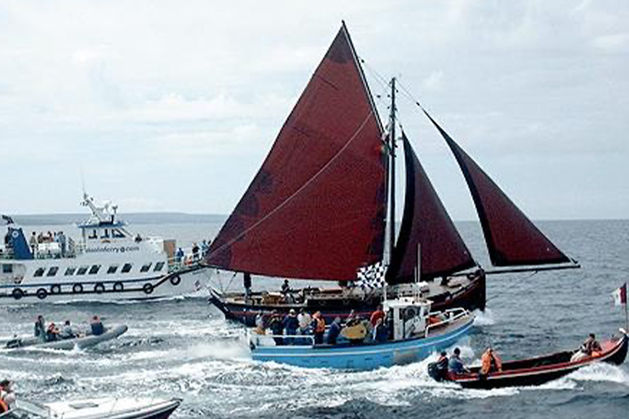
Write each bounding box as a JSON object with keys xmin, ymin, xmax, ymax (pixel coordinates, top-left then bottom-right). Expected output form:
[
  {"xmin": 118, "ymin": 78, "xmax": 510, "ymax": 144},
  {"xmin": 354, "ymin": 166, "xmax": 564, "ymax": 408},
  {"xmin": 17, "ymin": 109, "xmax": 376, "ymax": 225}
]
[{"xmin": 1, "ymin": 218, "xmax": 628, "ymax": 419}]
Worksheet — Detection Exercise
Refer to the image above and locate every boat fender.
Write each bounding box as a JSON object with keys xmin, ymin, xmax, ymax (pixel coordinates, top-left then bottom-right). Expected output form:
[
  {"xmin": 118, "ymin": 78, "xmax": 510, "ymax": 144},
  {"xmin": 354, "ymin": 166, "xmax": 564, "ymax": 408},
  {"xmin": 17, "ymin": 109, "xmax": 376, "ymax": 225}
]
[
  {"xmin": 94, "ymin": 283, "xmax": 106, "ymax": 294},
  {"xmin": 50, "ymin": 284, "xmax": 61, "ymax": 294},
  {"xmin": 113, "ymin": 282, "xmax": 124, "ymax": 292},
  {"xmin": 143, "ymin": 283, "xmax": 154, "ymax": 294},
  {"xmin": 12, "ymin": 288, "xmax": 24, "ymax": 300},
  {"xmin": 72, "ymin": 283, "xmax": 84, "ymax": 293},
  {"xmin": 36, "ymin": 288, "xmax": 48, "ymax": 300},
  {"xmin": 170, "ymin": 275, "xmax": 181, "ymax": 286}
]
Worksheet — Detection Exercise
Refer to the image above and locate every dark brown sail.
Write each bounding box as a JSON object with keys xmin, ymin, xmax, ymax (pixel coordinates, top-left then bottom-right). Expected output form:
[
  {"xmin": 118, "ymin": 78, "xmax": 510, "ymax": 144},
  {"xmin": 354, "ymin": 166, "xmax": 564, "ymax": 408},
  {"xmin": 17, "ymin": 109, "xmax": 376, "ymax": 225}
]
[
  {"xmin": 387, "ymin": 133, "xmax": 476, "ymax": 285},
  {"xmin": 424, "ymin": 111, "xmax": 570, "ymax": 267},
  {"xmin": 206, "ymin": 25, "xmax": 386, "ymax": 280}
]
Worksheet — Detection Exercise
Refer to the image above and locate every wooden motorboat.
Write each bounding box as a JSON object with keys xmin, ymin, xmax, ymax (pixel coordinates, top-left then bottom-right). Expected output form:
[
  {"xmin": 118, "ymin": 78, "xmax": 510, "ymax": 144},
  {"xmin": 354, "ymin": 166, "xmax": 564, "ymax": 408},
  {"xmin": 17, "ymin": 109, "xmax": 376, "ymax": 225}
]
[{"xmin": 429, "ymin": 330, "xmax": 628, "ymax": 389}]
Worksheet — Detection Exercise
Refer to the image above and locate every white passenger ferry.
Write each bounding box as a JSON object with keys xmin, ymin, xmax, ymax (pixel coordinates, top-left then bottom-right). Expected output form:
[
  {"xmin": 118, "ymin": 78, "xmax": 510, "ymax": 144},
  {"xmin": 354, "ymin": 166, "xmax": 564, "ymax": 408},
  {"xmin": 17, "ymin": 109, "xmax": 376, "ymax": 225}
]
[{"xmin": 0, "ymin": 195, "xmax": 209, "ymax": 303}]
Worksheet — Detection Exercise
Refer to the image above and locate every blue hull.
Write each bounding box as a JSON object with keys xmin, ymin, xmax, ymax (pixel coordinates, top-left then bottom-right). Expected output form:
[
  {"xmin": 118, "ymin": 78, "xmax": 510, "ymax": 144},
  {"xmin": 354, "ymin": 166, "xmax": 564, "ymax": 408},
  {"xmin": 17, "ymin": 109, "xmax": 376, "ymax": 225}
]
[{"xmin": 251, "ymin": 318, "xmax": 474, "ymax": 370}]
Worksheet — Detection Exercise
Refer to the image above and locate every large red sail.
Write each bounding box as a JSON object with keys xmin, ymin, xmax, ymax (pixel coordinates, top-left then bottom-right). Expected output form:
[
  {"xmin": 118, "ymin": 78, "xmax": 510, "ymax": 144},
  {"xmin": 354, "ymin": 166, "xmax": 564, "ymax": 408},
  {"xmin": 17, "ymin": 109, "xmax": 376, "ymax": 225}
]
[
  {"xmin": 424, "ymin": 111, "xmax": 570, "ymax": 267},
  {"xmin": 387, "ymin": 133, "xmax": 476, "ymax": 285},
  {"xmin": 206, "ymin": 25, "xmax": 386, "ymax": 280}
]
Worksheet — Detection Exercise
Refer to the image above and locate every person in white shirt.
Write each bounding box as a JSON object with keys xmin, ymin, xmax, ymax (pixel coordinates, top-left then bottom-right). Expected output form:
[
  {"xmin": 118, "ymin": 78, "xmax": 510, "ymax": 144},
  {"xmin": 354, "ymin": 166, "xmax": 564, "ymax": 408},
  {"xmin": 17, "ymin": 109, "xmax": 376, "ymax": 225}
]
[{"xmin": 297, "ymin": 309, "xmax": 312, "ymax": 334}]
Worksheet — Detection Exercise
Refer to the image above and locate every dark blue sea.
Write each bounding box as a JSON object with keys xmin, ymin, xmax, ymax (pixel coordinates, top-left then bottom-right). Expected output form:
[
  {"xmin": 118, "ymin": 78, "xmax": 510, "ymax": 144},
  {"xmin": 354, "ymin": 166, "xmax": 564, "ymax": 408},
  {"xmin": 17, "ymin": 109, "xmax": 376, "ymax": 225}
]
[{"xmin": 2, "ymin": 218, "xmax": 628, "ymax": 419}]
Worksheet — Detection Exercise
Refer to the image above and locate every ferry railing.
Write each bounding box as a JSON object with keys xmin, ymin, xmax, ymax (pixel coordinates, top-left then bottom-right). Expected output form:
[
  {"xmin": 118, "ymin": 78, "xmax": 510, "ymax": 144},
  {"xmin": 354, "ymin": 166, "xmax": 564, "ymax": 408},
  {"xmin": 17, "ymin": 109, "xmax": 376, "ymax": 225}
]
[
  {"xmin": 249, "ymin": 331, "xmax": 316, "ymax": 348},
  {"xmin": 424, "ymin": 307, "xmax": 471, "ymax": 337}
]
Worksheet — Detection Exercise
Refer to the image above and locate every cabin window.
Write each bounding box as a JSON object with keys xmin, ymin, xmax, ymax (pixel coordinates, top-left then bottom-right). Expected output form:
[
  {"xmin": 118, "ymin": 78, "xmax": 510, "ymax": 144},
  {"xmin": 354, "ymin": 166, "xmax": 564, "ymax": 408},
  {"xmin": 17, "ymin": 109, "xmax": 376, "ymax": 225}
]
[
  {"xmin": 112, "ymin": 229, "xmax": 125, "ymax": 238},
  {"xmin": 1, "ymin": 264, "xmax": 13, "ymax": 274},
  {"xmin": 77, "ymin": 266, "xmax": 89, "ymax": 275},
  {"xmin": 89, "ymin": 230, "xmax": 97, "ymax": 239},
  {"xmin": 140, "ymin": 263, "xmax": 152, "ymax": 273},
  {"xmin": 89, "ymin": 265, "xmax": 101, "ymax": 275},
  {"xmin": 107, "ymin": 265, "xmax": 118, "ymax": 274},
  {"xmin": 34, "ymin": 267, "xmax": 45, "ymax": 277},
  {"xmin": 153, "ymin": 262, "xmax": 165, "ymax": 272},
  {"xmin": 65, "ymin": 267, "xmax": 77, "ymax": 276},
  {"xmin": 121, "ymin": 263, "xmax": 133, "ymax": 273},
  {"xmin": 101, "ymin": 229, "xmax": 109, "ymax": 239},
  {"xmin": 46, "ymin": 267, "xmax": 59, "ymax": 277}
]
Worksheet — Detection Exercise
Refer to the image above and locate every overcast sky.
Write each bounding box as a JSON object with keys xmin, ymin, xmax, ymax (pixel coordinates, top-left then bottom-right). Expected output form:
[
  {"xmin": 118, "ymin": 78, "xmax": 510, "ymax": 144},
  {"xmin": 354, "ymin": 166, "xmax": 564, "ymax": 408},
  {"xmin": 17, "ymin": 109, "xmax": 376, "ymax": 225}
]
[{"xmin": 0, "ymin": 0, "xmax": 627, "ymax": 220}]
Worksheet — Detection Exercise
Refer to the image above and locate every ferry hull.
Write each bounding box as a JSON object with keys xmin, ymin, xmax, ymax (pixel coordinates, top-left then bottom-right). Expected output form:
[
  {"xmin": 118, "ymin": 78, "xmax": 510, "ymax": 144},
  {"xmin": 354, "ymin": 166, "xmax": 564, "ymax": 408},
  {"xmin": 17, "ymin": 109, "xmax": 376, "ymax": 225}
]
[{"xmin": 250, "ymin": 318, "xmax": 474, "ymax": 370}]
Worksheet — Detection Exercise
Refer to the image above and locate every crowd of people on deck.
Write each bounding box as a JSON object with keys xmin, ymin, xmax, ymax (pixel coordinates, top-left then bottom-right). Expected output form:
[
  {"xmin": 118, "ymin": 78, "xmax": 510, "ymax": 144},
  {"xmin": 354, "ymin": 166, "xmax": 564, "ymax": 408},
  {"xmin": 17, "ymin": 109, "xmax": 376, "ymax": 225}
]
[
  {"xmin": 175, "ymin": 239, "xmax": 210, "ymax": 266},
  {"xmin": 26, "ymin": 230, "xmax": 69, "ymax": 258},
  {"xmin": 33, "ymin": 314, "xmax": 106, "ymax": 342},
  {"xmin": 253, "ymin": 304, "xmax": 391, "ymax": 346}
]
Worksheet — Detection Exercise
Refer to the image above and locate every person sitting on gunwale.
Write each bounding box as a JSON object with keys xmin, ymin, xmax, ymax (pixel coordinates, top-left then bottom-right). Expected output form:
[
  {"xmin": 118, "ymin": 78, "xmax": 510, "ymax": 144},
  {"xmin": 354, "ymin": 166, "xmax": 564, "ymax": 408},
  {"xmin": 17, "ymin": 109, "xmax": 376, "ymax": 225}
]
[
  {"xmin": 90, "ymin": 315, "xmax": 105, "ymax": 336},
  {"xmin": 571, "ymin": 333, "xmax": 603, "ymax": 361},
  {"xmin": 448, "ymin": 347, "xmax": 470, "ymax": 374},
  {"xmin": 327, "ymin": 317, "xmax": 342, "ymax": 345},
  {"xmin": 480, "ymin": 347, "xmax": 502, "ymax": 375},
  {"xmin": 283, "ymin": 309, "xmax": 299, "ymax": 341}
]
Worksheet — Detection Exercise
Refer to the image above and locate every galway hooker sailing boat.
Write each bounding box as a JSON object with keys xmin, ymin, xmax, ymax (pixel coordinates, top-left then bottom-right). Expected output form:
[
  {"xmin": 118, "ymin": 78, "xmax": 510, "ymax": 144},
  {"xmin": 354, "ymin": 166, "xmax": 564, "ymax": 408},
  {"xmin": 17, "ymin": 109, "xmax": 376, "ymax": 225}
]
[{"xmin": 206, "ymin": 23, "xmax": 577, "ymax": 326}]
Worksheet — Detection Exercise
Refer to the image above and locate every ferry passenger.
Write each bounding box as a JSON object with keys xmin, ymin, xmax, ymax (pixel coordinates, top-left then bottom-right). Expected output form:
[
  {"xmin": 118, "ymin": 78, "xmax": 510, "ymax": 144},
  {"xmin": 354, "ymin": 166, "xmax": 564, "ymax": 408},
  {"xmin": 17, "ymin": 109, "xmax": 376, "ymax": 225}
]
[
  {"xmin": 192, "ymin": 243, "xmax": 200, "ymax": 260},
  {"xmin": 200, "ymin": 240, "xmax": 209, "ymax": 256},
  {"xmin": 90, "ymin": 315, "xmax": 105, "ymax": 336},
  {"xmin": 327, "ymin": 317, "xmax": 342, "ymax": 345},
  {"xmin": 46, "ymin": 323, "xmax": 60, "ymax": 342},
  {"xmin": 312, "ymin": 312, "xmax": 326, "ymax": 344},
  {"xmin": 370, "ymin": 305, "xmax": 385, "ymax": 327},
  {"xmin": 34, "ymin": 315, "xmax": 46, "ymax": 340},
  {"xmin": 448, "ymin": 347, "xmax": 469, "ymax": 374},
  {"xmin": 480, "ymin": 347, "xmax": 502, "ymax": 375},
  {"xmin": 57, "ymin": 231, "xmax": 67, "ymax": 256},
  {"xmin": 0, "ymin": 379, "xmax": 16, "ymax": 411},
  {"xmin": 175, "ymin": 248, "xmax": 184, "ymax": 264},
  {"xmin": 372, "ymin": 318, "xmax": 388, "ymax": 343},
  {"xmin": 29, "ymin": 232, "xmax": 38, "ymax": 255},
  {"xmin": 298, "ymin": 309, "xmax": 312, "ymax": 335},
  {"xmin": 283, "ymin": 309, "xmax": 299, "ymax": 340},
  {"xmin": 60, "ymin": 320, "xmax": 76, "ymax": 339}
]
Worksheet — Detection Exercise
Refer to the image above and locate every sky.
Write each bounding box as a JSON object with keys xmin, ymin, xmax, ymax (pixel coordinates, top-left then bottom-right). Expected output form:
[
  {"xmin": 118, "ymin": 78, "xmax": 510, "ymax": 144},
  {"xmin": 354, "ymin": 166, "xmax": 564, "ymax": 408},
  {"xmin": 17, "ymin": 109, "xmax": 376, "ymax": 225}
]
[{"xmin": 0, "ymin": 0, "xmax": 627, "ymax": 220}]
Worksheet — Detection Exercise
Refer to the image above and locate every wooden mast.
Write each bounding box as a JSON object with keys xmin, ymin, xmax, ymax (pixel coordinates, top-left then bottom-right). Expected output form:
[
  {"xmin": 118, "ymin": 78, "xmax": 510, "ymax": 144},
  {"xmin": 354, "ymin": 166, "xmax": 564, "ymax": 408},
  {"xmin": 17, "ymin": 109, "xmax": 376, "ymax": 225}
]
[{"xmin": 389, "ymin": 77, "xmax": 397, "ymax": 261}]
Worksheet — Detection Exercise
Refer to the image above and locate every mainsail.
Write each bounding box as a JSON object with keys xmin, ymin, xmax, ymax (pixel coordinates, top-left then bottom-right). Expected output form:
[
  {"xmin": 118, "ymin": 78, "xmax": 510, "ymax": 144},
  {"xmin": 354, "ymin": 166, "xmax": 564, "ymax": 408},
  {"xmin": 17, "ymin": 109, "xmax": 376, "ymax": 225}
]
[
  {"xmin": 206, "ymin": 25, "xmax": 387, "ymax": 280},
  {"xmin": 387, "ymin": 133, "xmax": 476, "ymax": 285},
  {"xmin": 424, "ymin": 111, "xmax": 571, "ymax": 267}
]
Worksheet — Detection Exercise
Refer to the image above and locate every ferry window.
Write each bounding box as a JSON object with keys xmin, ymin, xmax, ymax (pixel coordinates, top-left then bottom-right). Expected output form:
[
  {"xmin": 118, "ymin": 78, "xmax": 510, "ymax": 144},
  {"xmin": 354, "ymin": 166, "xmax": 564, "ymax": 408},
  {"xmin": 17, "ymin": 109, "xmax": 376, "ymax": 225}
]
[
  {"xmin": 1, "ymin": 264, "xmax": 13, "ymax": 274},
  {"xmin": 47, "ymin": 267, "xmax": 59, "ymax": 277},
  {"xmin": 77, "ymin": 266, "xmax": 89, "ymax": 275},
  {"xmin": 101, "ymin": 229, "xmax": 109, "ymax": 239},
  {"xmin": 89, "ymin": 265, "xmax": 101, "ymax": 275},
  {"xmin": 34, "ymin": 267, "xmax": 45, "ymax": 277},
  {"xmin": 65, "ymin": 267, "xmax": 77, "ymax": 276},
  {"xmin": 121, "ymin": 263, "xmax": 133, "ymax": 273},
  {"xmin": 107, "ymin": 265, "xmax": 118, "ymax": 274},
  {"xmin": 140, "ymin": 263, "xmax": 152, "ymax": 273},
  {"xmin": 89, "ymin": 230, "xmax": 98, "ymax": 239},
  {"xmin": 112, "ymin": 229, "xmax": 125, "ymax": 238},
  {"xmin": 153, "ymin": 262, "xmax": 165, "ymax": 272}
]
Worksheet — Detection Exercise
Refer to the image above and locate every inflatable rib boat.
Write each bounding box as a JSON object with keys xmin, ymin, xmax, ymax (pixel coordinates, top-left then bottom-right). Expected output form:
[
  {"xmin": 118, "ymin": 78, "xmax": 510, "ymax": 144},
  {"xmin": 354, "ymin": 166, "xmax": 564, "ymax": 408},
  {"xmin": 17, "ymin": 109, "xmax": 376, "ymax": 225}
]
[{"xmin": 1, "ymin": 325, "xmax": 128, "ymax": 350}]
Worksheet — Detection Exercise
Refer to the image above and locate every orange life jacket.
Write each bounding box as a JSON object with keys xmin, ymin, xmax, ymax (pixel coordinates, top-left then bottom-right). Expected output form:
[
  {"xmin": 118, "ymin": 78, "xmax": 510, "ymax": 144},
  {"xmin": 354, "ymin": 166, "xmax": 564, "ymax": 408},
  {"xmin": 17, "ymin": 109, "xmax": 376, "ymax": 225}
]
[
  {"xmin": 481, "ymin": 351, "xmax": 502, "ymax": 374},
  {"xmin": 315, "ymin": 317, "xmax": 325, "ymax": 333}
]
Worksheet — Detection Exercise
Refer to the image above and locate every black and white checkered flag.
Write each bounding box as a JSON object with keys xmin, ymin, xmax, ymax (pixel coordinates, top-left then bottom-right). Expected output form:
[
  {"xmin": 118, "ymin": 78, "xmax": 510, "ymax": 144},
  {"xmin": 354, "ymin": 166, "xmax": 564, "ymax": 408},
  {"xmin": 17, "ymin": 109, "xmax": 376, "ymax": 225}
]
[{"xmin": 356, "ymin": 262, "xmax": 387, "ymax": 289}]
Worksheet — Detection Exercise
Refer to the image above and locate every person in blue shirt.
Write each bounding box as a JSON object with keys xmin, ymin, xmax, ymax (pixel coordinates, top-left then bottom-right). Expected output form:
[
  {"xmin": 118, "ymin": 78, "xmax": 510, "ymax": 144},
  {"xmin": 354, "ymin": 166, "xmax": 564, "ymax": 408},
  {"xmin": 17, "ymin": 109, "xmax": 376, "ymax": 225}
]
[
  {"xmin": 448, "ymin": 347, "xmax": 469, "ymax": 374},
  {"xmin": 326, "ymin": 317, "xmax": 342, "ymax": 345},
  {"xmin": 90, "ymin": 315, "xmax": 105, "ymax": 336},
  {"xmin": 282, "ymin": 309, "xmax": 300, "ymax": 342}
]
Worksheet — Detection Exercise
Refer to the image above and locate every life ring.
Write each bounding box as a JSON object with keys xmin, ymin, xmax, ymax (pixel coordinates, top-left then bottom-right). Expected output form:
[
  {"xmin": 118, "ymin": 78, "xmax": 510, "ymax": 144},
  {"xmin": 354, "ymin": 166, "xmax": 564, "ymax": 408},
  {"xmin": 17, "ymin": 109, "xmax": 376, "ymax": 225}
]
[
  {"xmin": 50, "ymin": 284, "xmax": 61, "ymax": 294},
  {"xmin": 36, "ymin": 288, "xmax": 48, "ymax": 300},
  {"xmin": 143, "ymin": 283, "xmax": 154, "ymax": 294},
  {"xmin": 12, "ymin": 288, "xmax": 24, "ymax": 300},
  {"xmin": 72, "ymin": 283, "xmax": 84, "ymax": 294},
  {"xmin": 170, "ymin": 275, "xmax": 181, "ymax": 286},
  {"xmin": 94, "ymin": 283, "xmax": 105, "ymax": 294},
  {"xmin": 113, "ymin": 282, "xmax": 124, "ymax": 292}
]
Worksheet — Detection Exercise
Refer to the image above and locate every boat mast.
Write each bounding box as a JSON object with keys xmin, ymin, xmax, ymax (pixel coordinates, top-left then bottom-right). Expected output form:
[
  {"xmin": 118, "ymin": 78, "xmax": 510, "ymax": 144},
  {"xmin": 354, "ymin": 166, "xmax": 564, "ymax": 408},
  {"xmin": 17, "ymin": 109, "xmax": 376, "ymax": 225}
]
[{"xmin": 389, "ymin": 77, "xmax": 397, "ymax": 261}]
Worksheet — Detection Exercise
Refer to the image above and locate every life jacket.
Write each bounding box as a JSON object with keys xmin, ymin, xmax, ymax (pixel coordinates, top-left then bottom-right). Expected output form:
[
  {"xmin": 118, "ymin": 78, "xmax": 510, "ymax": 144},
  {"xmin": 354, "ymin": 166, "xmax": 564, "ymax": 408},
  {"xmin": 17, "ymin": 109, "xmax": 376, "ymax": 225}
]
[
  {"xmin": 315, "ymin": 317, "xmax": 325, "ymax": 333},
  {"xmin": 481, "ymin": 351, "xmax": 502, "ymax": 374},
  {"xmin": 0, "ymin": 398, "xmax": 9, "ymax": 413}
]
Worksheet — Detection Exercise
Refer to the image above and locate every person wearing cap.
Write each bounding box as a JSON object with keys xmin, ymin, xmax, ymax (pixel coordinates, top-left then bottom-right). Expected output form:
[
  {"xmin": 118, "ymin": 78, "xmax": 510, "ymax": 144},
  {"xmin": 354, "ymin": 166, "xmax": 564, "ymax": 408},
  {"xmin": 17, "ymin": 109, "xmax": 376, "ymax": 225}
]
[
  {"xmin": 0, "ymin": 379, "xmax": 16, "ymax": 412},
  {"xmin": 90, "ymin": 315, "xmax": 105, "ymax": 336},
  {"xmin": 282, "ymin": 309, "xmax": 299, "ymax": 342}
]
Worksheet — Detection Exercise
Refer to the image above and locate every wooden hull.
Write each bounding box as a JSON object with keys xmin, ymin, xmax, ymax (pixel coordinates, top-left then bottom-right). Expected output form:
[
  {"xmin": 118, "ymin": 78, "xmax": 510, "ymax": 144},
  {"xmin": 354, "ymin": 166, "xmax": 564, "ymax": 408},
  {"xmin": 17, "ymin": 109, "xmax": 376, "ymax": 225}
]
[
  {"xmin": 441, "ymin": 332, "xmax": 628, "ymax": 389},
  {"xmin": 210, "ymin": 272, "xmax": 485, "ymax": 326}
]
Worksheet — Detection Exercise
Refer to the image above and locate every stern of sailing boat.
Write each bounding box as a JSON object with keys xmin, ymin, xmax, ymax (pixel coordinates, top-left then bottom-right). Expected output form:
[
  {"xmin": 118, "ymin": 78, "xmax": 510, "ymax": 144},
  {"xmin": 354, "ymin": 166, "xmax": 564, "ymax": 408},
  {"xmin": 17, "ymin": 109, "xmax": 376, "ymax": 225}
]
[{"xmin": 603, "ymin": 331, "xmax": 628, "ymax": 365}]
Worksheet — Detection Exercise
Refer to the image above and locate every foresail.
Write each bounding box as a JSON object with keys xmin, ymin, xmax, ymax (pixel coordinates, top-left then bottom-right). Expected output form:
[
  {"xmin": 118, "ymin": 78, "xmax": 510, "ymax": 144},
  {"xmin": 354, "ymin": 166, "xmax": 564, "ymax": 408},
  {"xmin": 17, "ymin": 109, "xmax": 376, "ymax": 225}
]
[
  {"xmin": 206, "ymin": 25, "xmax": 386, "ymax": 280},
  {"xmin": 387, "ymin": 133, "xmax": 475, "ymax": 285},
  {"xmin": 424, "ymin": 111, "xmax": 571, "ymax": 267}
]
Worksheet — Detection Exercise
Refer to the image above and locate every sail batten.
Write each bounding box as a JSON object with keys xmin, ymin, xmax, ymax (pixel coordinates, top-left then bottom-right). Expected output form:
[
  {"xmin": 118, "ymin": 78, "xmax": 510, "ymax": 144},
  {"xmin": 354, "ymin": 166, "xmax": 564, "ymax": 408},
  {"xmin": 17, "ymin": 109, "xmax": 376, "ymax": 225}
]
[
  {"xmin": 206, "ymin": 26, "xmax": 386, "ymax": 280},
  {"xmin": 387, "ymin": 133, "xmax": 476, "ymax": 285},
  {"xmin": 424, "ymin": 111, "xmax": 571, "ymax": 267}
]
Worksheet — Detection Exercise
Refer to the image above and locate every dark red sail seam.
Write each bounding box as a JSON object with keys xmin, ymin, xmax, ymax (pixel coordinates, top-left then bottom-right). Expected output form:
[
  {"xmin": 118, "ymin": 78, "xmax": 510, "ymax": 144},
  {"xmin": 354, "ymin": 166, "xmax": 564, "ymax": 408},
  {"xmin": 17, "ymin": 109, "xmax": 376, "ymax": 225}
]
[
  {"xmin": 423, "ymin": 110, "xmax": 570, "ymax": 267},
  {"xmin": 387, "ymin": 132, "xmax": 476, "ymax": 284}
]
